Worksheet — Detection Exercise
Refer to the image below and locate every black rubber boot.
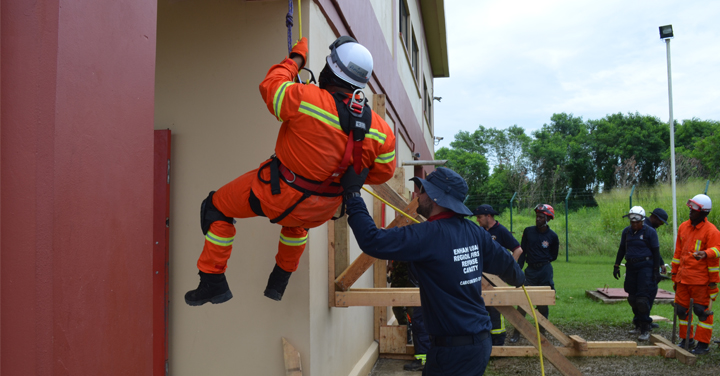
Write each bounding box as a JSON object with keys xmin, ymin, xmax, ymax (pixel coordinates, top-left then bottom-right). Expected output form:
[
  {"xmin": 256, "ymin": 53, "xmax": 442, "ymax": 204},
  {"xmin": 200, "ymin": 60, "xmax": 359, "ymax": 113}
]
[
  {"xmin": 678, "ymin": 338, "xmax": 696, "ymax": 350},
  {"xmin": 691, "ymin": 341, "xmax": 710, "ymax": 355},
  {"xmin": 264, "ymin": 264, "xmax": 293, "ymax": 301},
  {"xmin": 185, "ymin": 271, "xmax": 233, "ymax": 306}
]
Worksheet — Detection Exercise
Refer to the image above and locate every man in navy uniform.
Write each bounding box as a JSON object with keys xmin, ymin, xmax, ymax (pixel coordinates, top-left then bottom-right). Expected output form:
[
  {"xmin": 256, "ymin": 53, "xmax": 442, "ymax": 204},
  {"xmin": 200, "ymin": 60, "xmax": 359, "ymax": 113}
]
[
  {"xmin": 644, "ymin": 207, "xmax": 669, "ymax": 329},
  {"xmin": 474, "ymin": 204, "xmax": 524, "ymax": 346},
  {"xmin": 340, "ymin": 167, "xmax": 525, "ymax": 375},
  {"xmin": 510, "ymin": 204, "xmax": 559, "ymax": 343}
]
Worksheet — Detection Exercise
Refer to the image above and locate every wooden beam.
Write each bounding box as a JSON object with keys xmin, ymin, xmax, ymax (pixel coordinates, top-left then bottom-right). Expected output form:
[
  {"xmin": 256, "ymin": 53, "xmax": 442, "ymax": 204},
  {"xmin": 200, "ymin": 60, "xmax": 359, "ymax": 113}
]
[
  {"xmin": 650, "ymin": 334, "xmax": 696, "ymax": 365},
  {"xmin": 587, "ymin": 341, "xmax": 636, "ymax": 348},
  {"xmin": 334, "ymin": 198, "xmax": 421, "ymax": 291},
  {"xmin": 496, "ymin": 306, "xmax": 582, "ymax": 376},
  {"xmin": 654, "ymin": 342, "xmax": 676, "ymax": 358},
  {"xmin": 369, "ymin": 183, "xmax": 409, "ymax": 210},
  {"xmin": 379, "ymin": 325, "xmax": 407, "ymax": 354},
  {"xmin": 282, "ymin": 337, "xmax": 303, "ymax": 376},
  {"xmin": 327, "ymin": 219, "xmax": 336, "ymax": 307},
  {"xmin": 333, "ymin": 215, "xmax": 350, "ymax": 278},
  {"xmin": 516, "ymin": 303, "xmax": 573, "ymax": 347},
  {"xmin": 490, "ymin": 345, "xmax": 663, "ymax": 357},
  {"xmin": 569, "ymin": 335, "xmax": 587, "ymax": 351},
  {"xmin": 335, "ymin": 288, "xmax": 555, "ymax": 307}
]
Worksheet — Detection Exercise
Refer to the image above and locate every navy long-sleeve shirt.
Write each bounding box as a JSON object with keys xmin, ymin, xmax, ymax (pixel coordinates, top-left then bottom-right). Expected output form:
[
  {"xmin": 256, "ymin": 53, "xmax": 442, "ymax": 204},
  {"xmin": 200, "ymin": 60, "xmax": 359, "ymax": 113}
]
[
  {"xmin": 518, "ymin": 226, "xmax": 559, "ymax": 268},
  {"xmin": 345, "ymin": 197, "xmax": 525, "ymax": 337}
]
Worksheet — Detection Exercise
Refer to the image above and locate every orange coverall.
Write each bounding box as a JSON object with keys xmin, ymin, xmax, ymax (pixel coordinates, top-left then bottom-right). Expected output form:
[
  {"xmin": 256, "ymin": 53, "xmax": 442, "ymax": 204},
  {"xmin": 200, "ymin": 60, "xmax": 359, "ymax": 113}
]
[
  {"xmin": 197, "ymin": 57, "xmax": 396, "ymax": 275},
  {"xmin": 671, "ymin": 217, "xmax": 720, "ymax": 344}
]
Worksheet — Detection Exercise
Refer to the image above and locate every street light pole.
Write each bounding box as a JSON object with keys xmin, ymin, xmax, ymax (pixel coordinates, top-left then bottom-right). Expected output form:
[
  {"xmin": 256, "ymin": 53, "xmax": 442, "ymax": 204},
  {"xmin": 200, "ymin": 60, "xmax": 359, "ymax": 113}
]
[{"xmin": 660, "ymin": 25, "xmax": 677, "ymax": 244}]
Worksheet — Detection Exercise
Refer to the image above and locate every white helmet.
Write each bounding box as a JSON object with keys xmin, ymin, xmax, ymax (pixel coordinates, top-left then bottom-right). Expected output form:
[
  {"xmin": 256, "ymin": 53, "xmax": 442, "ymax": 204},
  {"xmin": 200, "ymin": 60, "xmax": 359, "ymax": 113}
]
[
  {"xmin": 326, "ymin": 36, "xmax": 373, "ymax": 89},
  {"xmin": 624, "ymin": 206, "xmax": 646, "ymax": 222},
  {"xmin": 687, "ymin": 194, "xmax": 712, "ymax": 212}
]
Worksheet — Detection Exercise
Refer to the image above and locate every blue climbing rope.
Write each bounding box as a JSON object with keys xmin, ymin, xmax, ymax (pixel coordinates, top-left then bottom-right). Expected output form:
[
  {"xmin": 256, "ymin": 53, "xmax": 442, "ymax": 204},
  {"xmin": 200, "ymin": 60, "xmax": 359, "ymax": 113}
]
[{"xmin": 286, "ymin": 0, "xmax": 294, "ymax": 55}]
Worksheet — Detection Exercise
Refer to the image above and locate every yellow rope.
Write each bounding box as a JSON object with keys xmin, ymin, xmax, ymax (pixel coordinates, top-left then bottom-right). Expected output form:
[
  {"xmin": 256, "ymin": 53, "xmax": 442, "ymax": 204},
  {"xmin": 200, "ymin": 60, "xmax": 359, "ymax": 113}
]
[
  {"xmin": 361, "ymin": 187, "xmax": 420, "ymax": 224},
  {"xmin": 362, "ymin": 186, "xmax": 542, "ymax": 373},
  {"xmin": 298, "ymin": 0, "xmax": 302, "ymax": 39},
  {"xmin": 522, "ymin": 285, "xmax": 545, "ymax": 376}
]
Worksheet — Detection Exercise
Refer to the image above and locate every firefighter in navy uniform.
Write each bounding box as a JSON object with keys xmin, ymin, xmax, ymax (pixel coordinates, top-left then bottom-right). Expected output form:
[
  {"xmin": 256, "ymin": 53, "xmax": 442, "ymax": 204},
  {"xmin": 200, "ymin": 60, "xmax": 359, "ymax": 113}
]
[
  {"xmin": 644, "ymin": 207, "xmax": 669, "ymax": 329},
  {"xmin": 510, "ymin": 204, "xmax": 559, "ymax": 343},
  {"xmin": 473, "ymin": 204, "xmax": 523, "ymax": 346},
  {"xmin": 184, "ymin": 36, "xmax": 396, "ymax": 306},
  {"xmin": 389, "ymin": 260, "xmax": 431, "ymax": 371},
  {"xmin": 341, "ymin": 167, "xmax": 525, "ymax": 376},
  {"xmin": 613, "ymin": 206, "xmax": 661, "ymax": 341}
]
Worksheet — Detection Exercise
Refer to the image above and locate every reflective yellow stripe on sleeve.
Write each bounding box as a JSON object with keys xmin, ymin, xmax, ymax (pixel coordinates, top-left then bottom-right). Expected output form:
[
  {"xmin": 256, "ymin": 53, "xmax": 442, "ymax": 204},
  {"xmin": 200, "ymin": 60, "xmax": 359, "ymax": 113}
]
[
  {"xmin": 708, "ymin": 247, "xmax": 720, "ymax": 259},
  {"xmin": 710, "ymin": 291, "xmax": 719, "ymax": 300},
  {"xmin": 672, "ymin": 258, "xmax": 680, "ymax": 265},
  {"xmin": 280, "ymin": 233, "xmax": 309, "ymax": 247},
  {"xmin": 273, "ymin": 82, "xmax": 295, "ymax": 122},
  {"xmin": 708, "ymin": 266, "xmax": 719, "ymax": 273},
  {"xmin": 374, "ymin": 150, "xmax": 395, "ymax": 164},
  {"xmin": 206, "ymin": 231, "xmax": 234, "ymax": 247},
  {"xmin": 298, "ymin": 101, "xmax": 342, "ymax": 131},
  {"xmin": 367, "ymin": 128, "xmax": 387, "ymax": 144}
]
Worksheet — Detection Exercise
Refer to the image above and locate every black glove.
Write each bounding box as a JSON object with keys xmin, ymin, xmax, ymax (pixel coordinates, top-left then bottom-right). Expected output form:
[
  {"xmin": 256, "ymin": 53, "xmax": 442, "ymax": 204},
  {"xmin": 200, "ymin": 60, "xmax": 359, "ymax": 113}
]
[
  {"xmin": 613, "ymin": 265, "xmax": 621, "ymax": 280},
  {"xmin": 341, "ymin": 167, "xmax": 369, "ymax": 199}
]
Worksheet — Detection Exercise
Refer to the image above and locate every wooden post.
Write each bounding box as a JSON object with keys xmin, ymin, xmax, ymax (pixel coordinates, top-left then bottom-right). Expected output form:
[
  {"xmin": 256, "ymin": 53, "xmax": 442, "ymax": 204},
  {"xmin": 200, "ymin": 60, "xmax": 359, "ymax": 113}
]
[{"xmin": 282, "ymin": 337, "xmax": 303, "ymax": 376}]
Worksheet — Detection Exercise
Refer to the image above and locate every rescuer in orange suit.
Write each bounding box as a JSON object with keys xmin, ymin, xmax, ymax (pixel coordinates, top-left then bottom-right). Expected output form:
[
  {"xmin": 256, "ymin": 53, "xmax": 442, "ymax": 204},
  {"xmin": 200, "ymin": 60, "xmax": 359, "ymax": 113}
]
[
  {"xmin": 671, "ymin": 194, "xmax": 720, "ymax": 355},
  {"xmin": 185, "ymin": 36, "xmax": 396, "ymax": 305}
]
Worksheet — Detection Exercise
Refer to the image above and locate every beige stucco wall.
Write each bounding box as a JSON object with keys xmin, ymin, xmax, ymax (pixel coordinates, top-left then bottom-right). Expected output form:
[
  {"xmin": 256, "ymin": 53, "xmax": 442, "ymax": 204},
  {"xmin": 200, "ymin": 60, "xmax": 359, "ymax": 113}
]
[
  {"xmin": 369, "ymin": 0, "xmax": 394, "ymax": 56},
  {"xmin": 155, "ymin": 0, "xmax": 380, "ymax": 375}
]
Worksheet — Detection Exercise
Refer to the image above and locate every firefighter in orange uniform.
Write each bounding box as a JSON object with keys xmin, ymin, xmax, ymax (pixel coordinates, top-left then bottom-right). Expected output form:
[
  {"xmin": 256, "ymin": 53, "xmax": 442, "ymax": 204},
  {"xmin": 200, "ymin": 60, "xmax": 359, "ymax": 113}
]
[
  {"xmin": 671, "ymin": 194, "xmax": 720, "ymax": 355},
  {"xmin": 185, "ymin": 36, "xmax": 396, "ymax": 305}
]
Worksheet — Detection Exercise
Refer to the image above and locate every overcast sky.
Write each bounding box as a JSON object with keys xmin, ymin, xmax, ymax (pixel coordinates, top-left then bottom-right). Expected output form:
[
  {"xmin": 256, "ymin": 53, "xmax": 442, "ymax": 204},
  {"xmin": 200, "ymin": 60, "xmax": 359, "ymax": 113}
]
[{"xmin": 432, "ymin": 0, "xmax": 720, "ymax": 149}]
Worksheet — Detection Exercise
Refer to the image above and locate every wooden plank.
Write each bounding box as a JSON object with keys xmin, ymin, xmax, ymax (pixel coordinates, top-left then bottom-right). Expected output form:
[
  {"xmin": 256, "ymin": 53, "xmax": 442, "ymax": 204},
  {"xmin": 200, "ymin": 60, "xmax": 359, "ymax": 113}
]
[
  {"xmin": 587, "ymin": 341, "xmax": 636, "ymax": 348},
  {"xmin": 569, "ymin": 335, "xmax": 587, "ymax": 351},
  {"xmin": 327, "ymin": 219, "xmax": 336, "ymax": 307},
  {"xmin": 654, "ymin": 342, "xmax": 676, "ymax": 358},
  {"xmin": 516, "ymin": 303, "xmax": 572, "ymax": 347},
  {"xmin": 650, "ymin": 334, "xmax": 696, "ymax": 365},
  {"xmin": 490, "ymin": 345, "xmax": 663, "ymax": 357},
  {"xmin": 282, "ymin": 337, "xmax": 303, "ymax": 376},
  {"xmin": 496, "ymin": 306, "xmax": 582, "ymax": 376},
  {"xmin": 379, "ymin": 325, "xmax": 407, "ymax": 354},
  {"xmin": 483, "ymin": 273, "xmax": 509, "ymax": 287},
  {"xmin": 336, "ymin": 288, "xmax": 555, "ymax": 307},
  {"xmin": 372, "ymin": 196, "xmax": 387, "ymax": 341},
  {"xmin": 333, "ymin": 215, "xmax": 349, "ymax": 278},
  {"xmin": 373, "ymin": 93, "xmax": 386, "ymax": 119},
  {"xmin": 369, "ymin": 182, "xmax": 409, "ymax": 211},
  {"xmin": 334, "ymin": 198, "xmax": 421, "ymax": 291},
  {"xmin": 650, "ymin": 315, "xmax": 670, "ymax": 323}
]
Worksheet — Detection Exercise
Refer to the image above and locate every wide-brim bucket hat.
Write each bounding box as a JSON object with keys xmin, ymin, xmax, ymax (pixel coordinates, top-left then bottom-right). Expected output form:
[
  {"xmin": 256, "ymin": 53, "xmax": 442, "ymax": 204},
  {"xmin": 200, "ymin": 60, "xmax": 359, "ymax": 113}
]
[{"xmin": 410, "ymin": 167, "xmax": 473, "ymax": 216}]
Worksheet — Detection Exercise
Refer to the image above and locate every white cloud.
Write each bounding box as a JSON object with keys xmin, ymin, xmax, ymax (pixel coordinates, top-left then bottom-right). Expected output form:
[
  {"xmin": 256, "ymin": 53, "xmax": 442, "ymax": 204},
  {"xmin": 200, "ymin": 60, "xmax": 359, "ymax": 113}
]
[{"xmin": 434, "ymin": 0, "xmax": 720, "ymax": 148}]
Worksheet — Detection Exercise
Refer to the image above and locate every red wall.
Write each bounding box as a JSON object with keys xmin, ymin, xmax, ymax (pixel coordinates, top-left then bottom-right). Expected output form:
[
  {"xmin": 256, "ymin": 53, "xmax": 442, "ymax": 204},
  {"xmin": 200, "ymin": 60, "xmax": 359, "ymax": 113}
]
[{"xmin": 1, "ymin": 0, "xmax": 157, "ymax": 374}]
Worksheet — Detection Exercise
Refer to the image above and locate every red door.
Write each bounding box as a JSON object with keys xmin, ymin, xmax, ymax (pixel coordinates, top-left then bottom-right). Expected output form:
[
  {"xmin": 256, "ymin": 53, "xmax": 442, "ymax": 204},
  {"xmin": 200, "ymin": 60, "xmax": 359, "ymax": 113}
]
[{"xmin": 154, "ymin": 130, "xmax": 171, "ymax": 376}]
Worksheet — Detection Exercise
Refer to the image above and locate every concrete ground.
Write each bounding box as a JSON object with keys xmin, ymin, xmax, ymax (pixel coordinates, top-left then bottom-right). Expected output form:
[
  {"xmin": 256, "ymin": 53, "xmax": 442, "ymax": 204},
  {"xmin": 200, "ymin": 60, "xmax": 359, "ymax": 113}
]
[{"xmin": 368, "ymin": 358, "xmax": 421, "ymax": 375}]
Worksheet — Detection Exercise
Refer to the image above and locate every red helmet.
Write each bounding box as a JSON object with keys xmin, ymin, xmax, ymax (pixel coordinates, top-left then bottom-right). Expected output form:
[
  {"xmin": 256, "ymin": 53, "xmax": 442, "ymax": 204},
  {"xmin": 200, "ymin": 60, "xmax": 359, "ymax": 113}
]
[{"xmin": 535, "ymin": 204, "xmax": 555, "ymax": 220}]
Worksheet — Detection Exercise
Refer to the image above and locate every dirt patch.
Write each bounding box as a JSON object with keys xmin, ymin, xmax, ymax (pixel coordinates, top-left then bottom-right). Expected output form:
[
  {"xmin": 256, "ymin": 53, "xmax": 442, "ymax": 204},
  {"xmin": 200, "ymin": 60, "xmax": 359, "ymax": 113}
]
[{"xmin": 486, "ymin": 324, "xmax": 720, "ymax": 376}]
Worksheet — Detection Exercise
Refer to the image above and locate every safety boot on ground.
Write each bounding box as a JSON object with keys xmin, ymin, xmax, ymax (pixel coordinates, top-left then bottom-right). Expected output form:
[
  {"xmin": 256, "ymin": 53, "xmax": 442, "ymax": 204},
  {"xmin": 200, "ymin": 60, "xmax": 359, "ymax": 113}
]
[
  {"xmin": 691, "ymin": 341, "xmax": 710, "ymax": 355},
  {"xmin": 628, "ymin": 326, "xmax": 640, "ymax": 334},
  {"xmin": 509, "ymin": 329, "xmax": 521, "ymax": 343},
  {"xmin": 403, "ymin": 358, "xmax": 424, "ymax": 372},
  {"xmin": 185, "ymin": 271, "xmax": 233, "ymax": 306},
  {"xmin": 678, "ymin": 338, "xmax": 696, "ymax": 350},
  {"xmin": 264, "ymin": 264, "xmax": 293, "ymax": 301},
  {"xmin": 637, "ymin": 330, "xmax": 650, "ymax": 341}
]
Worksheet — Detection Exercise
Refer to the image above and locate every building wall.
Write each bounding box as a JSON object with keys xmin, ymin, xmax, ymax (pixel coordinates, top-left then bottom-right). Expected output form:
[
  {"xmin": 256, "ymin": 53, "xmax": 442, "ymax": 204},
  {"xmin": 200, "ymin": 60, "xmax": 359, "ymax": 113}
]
[
  {"xmin": 1, "ymin": 0, "xmax": 156, "ymax": 374},
  {"xmin": 156, "ymin": 0, "xmax": 439, "ymax": 375}
]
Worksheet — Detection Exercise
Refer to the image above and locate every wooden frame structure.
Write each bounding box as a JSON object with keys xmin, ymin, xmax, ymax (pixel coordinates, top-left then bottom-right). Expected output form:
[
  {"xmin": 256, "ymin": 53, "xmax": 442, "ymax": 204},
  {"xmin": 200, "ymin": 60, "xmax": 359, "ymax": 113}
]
[{"xmin": 325, "ymin": 96, "xmax": 695, "ymax": 376}]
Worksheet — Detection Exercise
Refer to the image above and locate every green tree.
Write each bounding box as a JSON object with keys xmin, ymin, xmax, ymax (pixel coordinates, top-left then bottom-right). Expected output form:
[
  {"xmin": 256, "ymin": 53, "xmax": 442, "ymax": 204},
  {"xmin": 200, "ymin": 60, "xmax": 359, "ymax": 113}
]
[{"xmin": 434, "ymin": 147, "xmax": 489, "ymax": 196}]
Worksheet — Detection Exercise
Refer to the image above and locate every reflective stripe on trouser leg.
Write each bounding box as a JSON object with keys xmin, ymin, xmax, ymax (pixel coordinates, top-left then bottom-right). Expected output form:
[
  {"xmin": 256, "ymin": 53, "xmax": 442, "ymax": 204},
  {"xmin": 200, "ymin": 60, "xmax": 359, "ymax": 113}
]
[
  {"xmin": 276, "ymin": 226, "xmax": 308, "ymax": 272},
  {"xmin": 197, "ymin": 220, "xmax": 236, "ymax": 273},
  {"xmin": 694, "ymin": 313, "xmax": 714, "ymax": 344},
  {"xmin": 678, "ymin": 319, "xmax": 693, "ymax": 340}
]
